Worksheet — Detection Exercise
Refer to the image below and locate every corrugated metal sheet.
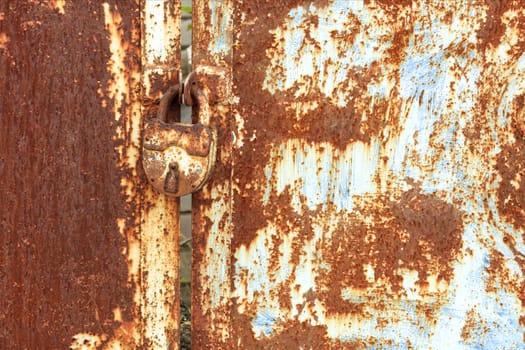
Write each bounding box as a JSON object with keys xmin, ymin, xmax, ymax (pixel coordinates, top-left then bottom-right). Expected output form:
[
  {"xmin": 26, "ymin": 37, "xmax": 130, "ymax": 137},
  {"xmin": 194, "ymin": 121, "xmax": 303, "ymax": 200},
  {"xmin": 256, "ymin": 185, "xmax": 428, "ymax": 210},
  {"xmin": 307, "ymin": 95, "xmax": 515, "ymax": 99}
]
[{"xmin": 193, "ymin": 1, "xmax": 525, "ymax": 348}]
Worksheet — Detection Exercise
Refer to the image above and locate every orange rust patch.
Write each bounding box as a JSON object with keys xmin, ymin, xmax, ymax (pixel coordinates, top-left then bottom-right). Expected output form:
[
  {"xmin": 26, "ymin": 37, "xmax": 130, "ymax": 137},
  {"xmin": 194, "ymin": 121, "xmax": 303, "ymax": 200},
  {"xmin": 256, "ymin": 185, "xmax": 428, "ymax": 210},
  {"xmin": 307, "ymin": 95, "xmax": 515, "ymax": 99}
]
[
  {"xmin": 489, "ymin": 237, "xmax": 525, "ymax": 307},
  {"xmin": 496, "ymin": 118, "xmax": 525, "ymax": 233},
  {"xmin": 461, "ymin": 308, "xmax": 489, "ymax": 345},
  {"xmin": 316, "ymin": 188, "xmax": 464, "ymax": 314},
  {"xmin": 0, "ymin": 1, "xmax": 141, "ymax": 348},
  {"xmin": 476, "ymin": 0, "xmax": 525, "ymax": 51}
]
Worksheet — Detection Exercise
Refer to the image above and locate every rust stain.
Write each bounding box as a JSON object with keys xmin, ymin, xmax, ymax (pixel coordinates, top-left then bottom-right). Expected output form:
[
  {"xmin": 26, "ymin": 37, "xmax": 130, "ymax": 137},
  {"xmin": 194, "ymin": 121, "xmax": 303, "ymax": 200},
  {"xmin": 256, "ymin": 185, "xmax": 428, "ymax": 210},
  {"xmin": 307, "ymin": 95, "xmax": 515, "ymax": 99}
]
[
  {"xmin": 0, "ymin": 1, "xmax": 141, "ymax": 349},
  {"xmin": 124, "ymin": 5, "xmax": 184, "ymax": 350},
  {"xmin": 496, "ymin": 120, "xmax": 525, "ymax": 233},
  {"xmin": 476, "ymin": 0, "xmax": 523, "ymax": 51},
  {"xmin": 485, "ymin": 247, "xmax": 523, "ymax": 306},
  {"xmin": 317, "ymin": 188, "xmax": 464, "ymax": 310},
  {"xmin": 255, "ymin": 1, "xmax": 412, "ymax": 149},
  {"xmin": 139, "ymin": 1, "xmax": 182, "ymax": 349},
  {"xmin": 460, "ymin": 307, "xmax": 490, "ymax": 347},
  {"xmin": 230, "ymin": 308, "xmax": 366, "ymax": 350},
  {"xmin": 192, "ymin": 0, "xmax": 525, "ymax": 348}
]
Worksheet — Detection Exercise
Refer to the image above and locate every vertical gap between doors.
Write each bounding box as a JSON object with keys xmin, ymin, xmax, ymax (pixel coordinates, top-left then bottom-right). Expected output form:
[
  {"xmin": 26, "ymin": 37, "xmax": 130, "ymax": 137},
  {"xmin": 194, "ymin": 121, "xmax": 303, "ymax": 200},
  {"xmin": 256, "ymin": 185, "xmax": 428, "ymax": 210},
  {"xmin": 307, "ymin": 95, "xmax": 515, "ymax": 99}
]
[{"xmin": 180, "ymin": 1, "xmax": 192, "ymax": 349}]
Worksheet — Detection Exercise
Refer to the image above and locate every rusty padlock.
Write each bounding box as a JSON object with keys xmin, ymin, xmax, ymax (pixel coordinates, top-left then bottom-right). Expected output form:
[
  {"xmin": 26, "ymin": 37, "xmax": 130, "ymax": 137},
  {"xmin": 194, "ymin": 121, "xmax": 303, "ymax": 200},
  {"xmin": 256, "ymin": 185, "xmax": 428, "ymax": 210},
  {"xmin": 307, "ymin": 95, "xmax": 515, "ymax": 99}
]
[{"xmin": 142, "ymin": 84, "xmax": 217, "ymax": 196}]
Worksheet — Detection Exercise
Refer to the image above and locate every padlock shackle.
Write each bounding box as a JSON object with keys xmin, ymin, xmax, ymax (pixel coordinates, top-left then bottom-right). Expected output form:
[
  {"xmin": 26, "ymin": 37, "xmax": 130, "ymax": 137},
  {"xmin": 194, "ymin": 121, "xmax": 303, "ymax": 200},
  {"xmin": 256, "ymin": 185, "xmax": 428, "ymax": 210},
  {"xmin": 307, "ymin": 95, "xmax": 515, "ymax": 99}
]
[
  {"xmin": 192, "ymin": 88, "xmax": 211, "ymax": 125},
  {"xmin": 156, "ymin": 84, "xmax": 181, "ymax": 123},
  {"xmin": 183, "ymin": 72, "xmax": 211, "ymax": 126}
]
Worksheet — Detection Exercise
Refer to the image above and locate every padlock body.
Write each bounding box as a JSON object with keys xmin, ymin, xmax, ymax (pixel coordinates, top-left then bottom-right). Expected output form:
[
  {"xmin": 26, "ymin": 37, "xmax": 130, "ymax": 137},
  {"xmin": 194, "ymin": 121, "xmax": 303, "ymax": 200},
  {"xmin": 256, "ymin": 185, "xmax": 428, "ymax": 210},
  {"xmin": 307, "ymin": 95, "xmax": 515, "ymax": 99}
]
[{"xmin": 142, "ymin": 119, "xmax": 216, "ymax": 196}]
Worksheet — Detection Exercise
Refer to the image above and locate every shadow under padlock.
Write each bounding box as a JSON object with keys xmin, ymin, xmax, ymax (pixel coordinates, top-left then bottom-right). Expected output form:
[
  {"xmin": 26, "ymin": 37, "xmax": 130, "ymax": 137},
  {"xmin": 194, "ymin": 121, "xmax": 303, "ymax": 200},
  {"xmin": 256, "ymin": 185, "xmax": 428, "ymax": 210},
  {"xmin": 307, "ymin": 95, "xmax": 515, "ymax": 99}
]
[{"xmin": 142, "ymin": 84, "xmax": 217, "ymax": 197}]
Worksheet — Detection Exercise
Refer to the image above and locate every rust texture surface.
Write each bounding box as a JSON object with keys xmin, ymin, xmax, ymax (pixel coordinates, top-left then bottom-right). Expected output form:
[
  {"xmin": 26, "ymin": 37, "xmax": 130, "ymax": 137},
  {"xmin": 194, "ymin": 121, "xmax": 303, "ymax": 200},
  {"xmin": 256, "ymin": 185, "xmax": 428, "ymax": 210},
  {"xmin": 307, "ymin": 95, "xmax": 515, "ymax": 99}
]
[
  {"xmin": 140, "ymin": 0, "xmax": 181, "ymax": 349},
  {"xmin": 191, "ymin": 0, "xmax": 235, "ymax": 348},
  {"xmin": 193, "ymin": 0, "xmax": 525, "ymax": 348},
  {"xmin": 0, "ymin": 1, "xmax": 142, "ymax": 349}
]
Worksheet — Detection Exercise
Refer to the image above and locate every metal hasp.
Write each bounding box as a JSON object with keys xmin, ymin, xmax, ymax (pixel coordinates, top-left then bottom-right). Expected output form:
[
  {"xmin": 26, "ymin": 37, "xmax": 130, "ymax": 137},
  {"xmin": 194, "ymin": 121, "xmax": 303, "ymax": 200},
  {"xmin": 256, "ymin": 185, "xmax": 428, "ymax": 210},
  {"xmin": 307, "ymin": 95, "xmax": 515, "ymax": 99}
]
[{"xmin": 142, "ymin": 79, "xmax": 217, "ymax": 197}]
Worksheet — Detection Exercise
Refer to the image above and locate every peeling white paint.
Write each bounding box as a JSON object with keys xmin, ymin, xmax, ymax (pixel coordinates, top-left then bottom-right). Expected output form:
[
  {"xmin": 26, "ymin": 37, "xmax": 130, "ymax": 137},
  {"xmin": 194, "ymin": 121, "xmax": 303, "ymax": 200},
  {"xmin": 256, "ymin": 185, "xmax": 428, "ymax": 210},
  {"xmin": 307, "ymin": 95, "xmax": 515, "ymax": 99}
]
[
  {"xmin": 209, "ymin": 0, "xmax": 232, "ymax": 55},
  {"xmin": 202, "ymin": 184, "xmax": 231, "ymax": 310},
  {"xmin": 224, "ymin": 1, "xmax": 525, "ymax": 347},
  {"xmin": 139, "ymin": 0, "xmax": 181, "ymax": 347},
  {"xmin": 49, "ymin": 0, "xmax": 66, "ymax": 14},
  {"xmin": 199, "ymin": 184, "xmax": 233, "ymax": 343},
  {"xmin": 263, "ymin": 0, "xmax": 407, "ymax": 108},
  {"xmin": 193, "ymin": 0, "xmax": 525, "ymax": 347},
  {"xmin": 70, "ymin": 333, "xmax": 105, "ymax": 350}
]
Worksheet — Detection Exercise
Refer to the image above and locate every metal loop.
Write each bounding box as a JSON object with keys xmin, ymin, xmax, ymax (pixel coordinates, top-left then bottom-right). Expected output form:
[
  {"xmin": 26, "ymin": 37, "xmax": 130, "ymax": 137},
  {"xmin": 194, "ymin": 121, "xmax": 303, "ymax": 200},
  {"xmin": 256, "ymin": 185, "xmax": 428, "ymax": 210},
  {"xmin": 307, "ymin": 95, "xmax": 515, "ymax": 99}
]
[
  {"xmin": 183, "ymin": 72, "xmax": 195, "ymax": 106},
  {"xmin": 192, "ymin": 87, "xmax": 211, "ymax": 125},
  {"xmin": 156, "ymin": 84, "xmax": 181, "ymax": 122},
  {"xmin": 182, "ymin": 73, "xmax": 211, "ymax": 125}
]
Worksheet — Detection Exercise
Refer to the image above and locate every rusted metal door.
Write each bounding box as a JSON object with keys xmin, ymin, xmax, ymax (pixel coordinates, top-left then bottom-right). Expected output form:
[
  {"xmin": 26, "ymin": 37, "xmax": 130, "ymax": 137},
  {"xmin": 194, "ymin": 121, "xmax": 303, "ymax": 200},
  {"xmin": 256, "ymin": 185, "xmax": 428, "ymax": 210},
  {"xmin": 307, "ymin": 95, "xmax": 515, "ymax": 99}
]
[
  {"xmin": 192, "ymin": 1, "xmax": 525, "ymax": 348},
  {"xmin": 1, "ymin": 1, "xmax": 181, "ymax": 349}
]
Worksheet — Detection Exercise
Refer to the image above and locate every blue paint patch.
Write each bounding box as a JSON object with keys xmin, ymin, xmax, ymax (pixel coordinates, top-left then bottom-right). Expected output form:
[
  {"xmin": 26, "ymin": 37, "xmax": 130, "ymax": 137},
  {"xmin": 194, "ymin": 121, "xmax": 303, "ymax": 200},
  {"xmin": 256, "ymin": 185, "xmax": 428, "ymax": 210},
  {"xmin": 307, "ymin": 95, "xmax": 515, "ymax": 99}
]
[
  {"xmin": 252, "ymin": 310, "xmax": 278, "ymax": 337},
  {"xmin": 318, "ymin": 149, "xmax": 332, "ymax": 209},
  {"xmin": 288, "ymin": 6, "xmax": 306, "ymax": 27},
  {"xmin": 263, "ymin": 165, "xmax": 273, "ymax": 205},
  {"xmin": 334, "ymin": 158, "xmax": 352, "ymax": 210},
  {"xmin": 497, "ymin": 53, "xmax": 525, "ymax": 126},
  {"xmin": 482, "ymin": 252, "xmax": 490, "ymax": 268},
  {"xmin": 401, "ymin": 54, "xmax": 449, "ymax": 112},
  {"xmin": 474, "ymin": 293, "xmax": 524, "ymax": 349},
  {"xmin": 233, "ymin": 237, "xmax": 271, "ymax": 297},
  {"xmin": 367, "ymin": 77, "xmax": 392, "ymax": 99},
  {"xmin": 283, "ymin": 29, "xmax": 306, "ymax": 88},
  {"xmin": 209, "ymin": 2, "xmax": 232, "ymax": 55}
]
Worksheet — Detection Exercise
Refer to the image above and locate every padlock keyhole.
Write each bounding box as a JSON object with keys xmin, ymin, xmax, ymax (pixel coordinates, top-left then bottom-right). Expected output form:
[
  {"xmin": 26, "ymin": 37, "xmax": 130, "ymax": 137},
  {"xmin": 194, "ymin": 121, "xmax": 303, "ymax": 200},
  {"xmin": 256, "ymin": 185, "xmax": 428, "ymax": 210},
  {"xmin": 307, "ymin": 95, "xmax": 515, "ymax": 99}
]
[{"xmin": 164, "ymin": 162, "xmax": 179, "ymax": 194}]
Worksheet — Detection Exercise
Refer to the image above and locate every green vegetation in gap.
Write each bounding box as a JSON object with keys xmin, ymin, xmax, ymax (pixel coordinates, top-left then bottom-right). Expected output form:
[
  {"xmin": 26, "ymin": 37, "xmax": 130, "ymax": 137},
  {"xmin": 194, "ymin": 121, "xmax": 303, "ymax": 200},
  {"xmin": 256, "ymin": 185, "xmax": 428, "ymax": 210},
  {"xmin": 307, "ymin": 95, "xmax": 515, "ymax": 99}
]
[{"xmin": 182, "ymin": 5, "xmax": 192, "ymax": 30}]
